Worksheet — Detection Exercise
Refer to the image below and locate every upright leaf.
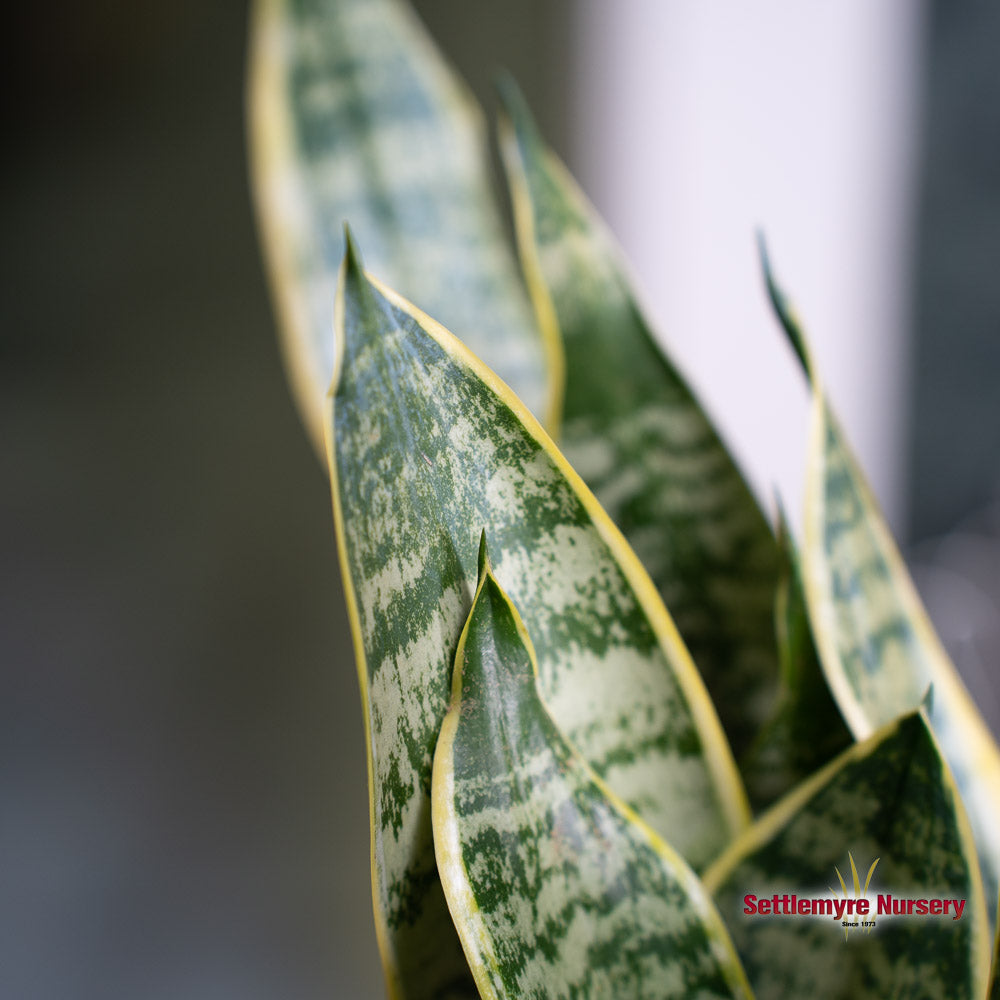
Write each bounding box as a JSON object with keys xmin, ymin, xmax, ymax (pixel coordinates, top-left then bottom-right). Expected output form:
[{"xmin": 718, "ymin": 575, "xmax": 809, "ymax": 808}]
[
  {"xmin": 704, "ymin": 712, "xmax": 990, "ymax": 1000},
  {"xmin": 498, "ymin": 80, "xmax": 782, "ymax": 764},
  {"xmin": 762, "ymin": 247, "xmax": 1000, "ymax": 899},
  {"xmin": 329, "ymin": 238, "xmax": 748, "ymax": 998},
  {"xmin": 432, "ymin": 541, "xmax": 753, "ymax": 1000},
  {"xmin": 740, "ymin": 510, "xmax": 853, "ymax": 808},
  {"xmin": 249, "ymin": 0, "xmax": 558, "ymax": 455}
]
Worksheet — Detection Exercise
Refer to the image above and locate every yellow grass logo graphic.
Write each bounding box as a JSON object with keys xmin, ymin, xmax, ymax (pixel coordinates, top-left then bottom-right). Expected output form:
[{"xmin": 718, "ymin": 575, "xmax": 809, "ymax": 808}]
[{"xmin": 830, "ymin": 852, "xmax": 880, "ymax": 938}]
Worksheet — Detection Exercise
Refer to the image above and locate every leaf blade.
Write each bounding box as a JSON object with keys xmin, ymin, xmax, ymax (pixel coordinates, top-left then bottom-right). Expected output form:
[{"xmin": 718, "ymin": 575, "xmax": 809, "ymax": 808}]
[
  {"xmin": 762, "ymin": 248, "xmax": 1000, "ymax": 899},
  {"xmin": 704, "ymin": 712, "xmax": 990, "ymax": 1000},
  {"xmin": 329, "ymin": 243, "xmax": 749, "ymax": 996},
  {"xmin": 498, "ymin": 80, "xmax": 783, "ymax": 769},
  {"xmin": 433, "ymin": 550, "xmax": 753, "ymax": 1000},
  {"xmin": 249, "ymin": 0, "xmax": 558, "ymax": 455}
]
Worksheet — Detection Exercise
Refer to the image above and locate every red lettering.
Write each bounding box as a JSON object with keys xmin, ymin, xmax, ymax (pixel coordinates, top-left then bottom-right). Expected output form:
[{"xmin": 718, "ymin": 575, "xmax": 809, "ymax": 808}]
[
  {"xmin": 929, "ymin": 899, "xmax": 942, "ymax": 915},
  {"xmin": 743, "ymin": 894, "xmax": 757, "ymax": 915}
]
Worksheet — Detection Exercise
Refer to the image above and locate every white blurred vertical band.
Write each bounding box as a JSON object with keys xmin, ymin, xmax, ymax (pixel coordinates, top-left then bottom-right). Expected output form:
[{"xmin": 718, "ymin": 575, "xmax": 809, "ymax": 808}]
[{"xmin": 569, "ymin": 0, "xmax": 926, "ymax": 533}]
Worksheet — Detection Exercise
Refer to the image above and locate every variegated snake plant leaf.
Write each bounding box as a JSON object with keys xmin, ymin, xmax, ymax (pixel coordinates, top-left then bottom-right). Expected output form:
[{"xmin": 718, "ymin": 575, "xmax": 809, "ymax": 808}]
[
  {"xmin": 249, "ymin": 0, "xmax": 558, "ymax": 456},
  {"xmin": 762, "ymin": 243, "xmax": 1000, "ymax": 904},
  {"xmin": 432, "ymin": 536, "xmax": 754, "ymax": 1000},
  {"xmin": 498, "ymin": 79, "xmax": 783, "ymax": 785},
  {"xmin": 705, "ymin": 711, "xmax": 990, "ymax": 1000},
  {"xmin": 328, "ymin": 234, "xmax": 749, "ymax": 997}
]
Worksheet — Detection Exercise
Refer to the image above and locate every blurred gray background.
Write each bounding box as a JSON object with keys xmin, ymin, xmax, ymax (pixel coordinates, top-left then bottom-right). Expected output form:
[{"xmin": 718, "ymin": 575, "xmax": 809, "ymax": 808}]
[{"xmin": 1, "ymin": 2, "xmax": 997, "ymax": 997}]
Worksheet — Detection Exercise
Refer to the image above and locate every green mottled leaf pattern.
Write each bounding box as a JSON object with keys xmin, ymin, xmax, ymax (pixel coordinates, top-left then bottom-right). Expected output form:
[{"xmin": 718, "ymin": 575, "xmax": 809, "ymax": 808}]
[
  {"xmin": 762, "ymin": 248, "xmax": 1000, "ymax": 901},
  {"xmin": 249, "ymin": 0, "xmax": 555, "ymax": 455},
  {"xmin": 740, "ymin": 511, "xmax": 852, "ymax": 808},
  {"xmin": 433, "ymin": 542, "xmax": 753, "ymax": 1000},
  {"xmin": 705, "ymin": 712, "xmax": 990, "ymax": 1000},
  {"xmin": 498, "ymin": 80, "xmax": 781, "ymax": 763},
  {"xmin": 329, "ymin": 240, "xmax": 748, "ymax": 997}
]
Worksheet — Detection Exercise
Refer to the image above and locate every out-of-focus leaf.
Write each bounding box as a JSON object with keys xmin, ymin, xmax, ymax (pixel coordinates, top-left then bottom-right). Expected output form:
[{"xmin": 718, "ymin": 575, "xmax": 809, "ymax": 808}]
[
  {"xmin": 498, "ymin": 79, "xmax": 781, "ymax": 765},
  {"xmin": 432, "ymin": 540, "xmax": 754, "ymax": 1000},
  {"xmin": 991, "ymin": 893, "xmax": 1000, "ymax": 1000},
  {"xmin": 740, "ymin": 508, "xmax": 853, "ymax": 808},
  {"xmin": 249, "ymin": 0, "xmax": 557, "ymax": 456},
  {"xmin": 328, "ymin": 237, "xmax": 749, "ymax": 998},
  {"xmin": 705, "ymin": 712, "xmax": 990, "ymax": 1000},
  {"xmin": 762, "ymin": 245, "xmax": 1000, "ymax": 900}
]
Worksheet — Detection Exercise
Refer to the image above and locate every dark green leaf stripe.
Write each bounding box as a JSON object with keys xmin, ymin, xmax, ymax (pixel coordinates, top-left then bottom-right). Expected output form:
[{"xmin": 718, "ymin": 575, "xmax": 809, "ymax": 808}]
[
  {"xmin": 704, "ymin": 712, "xmax": 990, "ymax": 1000},
  {"xmin": 328, "ymin": 238, "xmax": 749, "ymax": 998},
  {"xmin": 433, "ymin": 543, "xmax": 753, "ymax": 1000},
  {"xmin": 498, "ymin": 80, "xmax": 781, "ymax": 765},
  {"xmin": 249, "ymin": 0, "xmax": 558, "ymax": 456},
  {"xmin": 762, "ymin": 248, "xmax": 1000, "ymax": 901},
  {"xmin": 739, "ymin": 510, "xmax": 852, "ymax": 809}
]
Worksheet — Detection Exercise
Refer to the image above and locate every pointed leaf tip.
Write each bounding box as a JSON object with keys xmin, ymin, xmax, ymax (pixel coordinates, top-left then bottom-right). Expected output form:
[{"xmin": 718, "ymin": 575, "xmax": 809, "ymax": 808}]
[
  {"xmin": 342, "ymin": 223, "xmax": 364, "ymax": 276},
  {"xmin": 339, "ymin": 224, "xmax": 379, "ymax": 326},
  {"xmin": 494, "ymin": 72, "xmax": 537, "ymax": 145},
  {"xmin": 755, "ymin": 230, "xmax": 774, "ymax": 298},
  {"xmin": 756, "ymin": 231, "xmax": 777, "ymax": 302},
  {"xmin": 771, "ymin": 490, "xmax": 791, "ymax": 540},
  {"xmin": 492, "ymin": 68, "xmax": 519, "ymax": 104},
  {"xmin": 476, "ymin": 530, "xmax": 491, "ymax": 583},
  {"xmin": 921, "ymin": 683, "xmax": 935, "ymax": 716},
  {"xmin": 758, "ymin": 237, "xmax": 811, "ymax": 376}
]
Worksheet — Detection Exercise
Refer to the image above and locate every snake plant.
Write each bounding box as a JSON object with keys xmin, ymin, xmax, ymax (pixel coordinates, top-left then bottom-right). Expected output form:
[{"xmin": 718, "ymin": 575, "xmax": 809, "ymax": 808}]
[{"xmin": 249, "ymin": 1, "xmax": 1000, "ymax": 997}]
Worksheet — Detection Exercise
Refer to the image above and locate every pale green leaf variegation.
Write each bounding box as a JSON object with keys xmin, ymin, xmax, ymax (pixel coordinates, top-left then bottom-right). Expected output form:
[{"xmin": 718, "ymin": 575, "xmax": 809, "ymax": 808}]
[
  {"xmin": 329, "ymin": 236, "xmax": 749, "ymax": 998},
  {"xmin": 739, "ymin": 509, "xmax": 852, "ymax": 807},
  {"xmin": 762, "ymin": 247, "xmax": 1000, "ymax": 899},
  {"xmin": 249, "ymin": 0, "xmax": 558, "ymax": 456},
  {"xmin": 432, "ymin": 539, "xmax": 753, "ymax": 1000},
  {"xmin": 498, "ymin": 80, "xmax": 782, "ymax": 769},
  {"xmin": 704, "ymin": 711, "xmax": 990, "ymax": 1000}
]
